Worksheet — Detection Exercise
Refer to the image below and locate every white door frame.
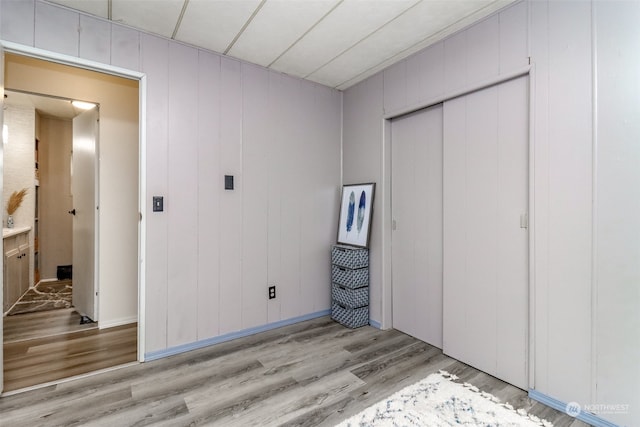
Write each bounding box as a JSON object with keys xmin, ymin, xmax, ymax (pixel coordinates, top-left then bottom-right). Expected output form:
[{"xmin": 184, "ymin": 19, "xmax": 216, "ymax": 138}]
[
  {"xmin": 379, "ymin": 65, "xmax": 535, "ymax": 388},
  {"xmin": 0, "ymin": 40, "xmax": 148, "ymax": 363}
]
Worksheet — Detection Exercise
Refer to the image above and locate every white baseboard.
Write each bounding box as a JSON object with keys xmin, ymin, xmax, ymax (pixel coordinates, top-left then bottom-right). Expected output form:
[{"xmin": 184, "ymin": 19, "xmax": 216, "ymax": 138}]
[{"xmin": 99, "ymin": 316, "xmax": 137, "ymax": 330}]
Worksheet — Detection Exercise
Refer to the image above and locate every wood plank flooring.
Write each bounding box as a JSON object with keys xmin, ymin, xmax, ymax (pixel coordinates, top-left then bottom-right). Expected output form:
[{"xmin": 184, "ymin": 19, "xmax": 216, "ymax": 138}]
[
  {"xmin": 3, "ymin": 308, "xmax": 137, "ymax": 391},
  {"xmin": 0, "ymin": 316, "xmax": 588, "ymax": 426}
]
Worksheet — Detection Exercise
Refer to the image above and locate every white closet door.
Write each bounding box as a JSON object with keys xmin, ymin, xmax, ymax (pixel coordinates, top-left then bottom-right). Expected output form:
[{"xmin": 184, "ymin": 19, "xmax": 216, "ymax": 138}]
[
  {"xmin": 443, "ymin": 76, "xmax": 529, "ymax": 389},
  {"xmin": 391, "ymin": 104, "xmax": 443, "ymax": 348}
]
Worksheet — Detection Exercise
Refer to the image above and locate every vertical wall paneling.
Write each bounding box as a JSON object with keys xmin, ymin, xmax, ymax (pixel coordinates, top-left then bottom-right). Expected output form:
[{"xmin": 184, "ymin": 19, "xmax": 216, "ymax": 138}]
[
  {"xmin": 140, "ymin": 34, "xmax": 170, "ymax": 352},
  {"xmin": 298, "ymin": 82, "xmax": 318, "ymax": 317},
  {"xmin": 529, "ymin": 0, "xmax": 550, "ymax": 393},
  {"xmin": 499, "ymin": 0, "xmax": 528, "ymax": 72},
  {"xmin": 422, "ymin": 42, "xmax": 445, "ymax": 102},
  {"xmin": 311, "ymin": 86, "xmax": 341, "ymax": 312},
  {"xmin": 196, "ymin": 50, "xmax": 221, "ymax": 340},
  {"xmin": 595, "ymin": 2, "xmax": 640, "ymax": 425},
  {"xmin": 218, "ymin": 57, "xmax": 243, "ymax": 335},
  {"xmin": 404, "ymin": 52, "xmax": 423, "ymax": 108},
  {"xmin": 391, "ymin": 105, "xmax": 443, "ymax": 348},
  {"xmin": 383, "ymin": 60, "xmax": 406, "ymax": 114},
  {"xmin": 111, "ymin": 24, "xmax": 140, "ymax": 72},
  {"xmin": 278, "ymin": 76, "xmax": 303, "ymax": 320},
  {"xmin": 166, "ymin": 43, "xmax": 199, "ymax": 347},
  {"xmin": 34, "ymin": 2, "xmax": 79, "ymax": 57},
  {"xmin": 266, "ymin": 72, "xmax": 285, "ymax": 323},
  {"xmin": 465, "ymin": 15, "xmax": 499, "ymax": 84},
  {"xmin": 545, "ymin": 0, "xmax": 592, "ymax": 404},
  {"xmin": 78, "ymin": 15, "xmax": 110, "ymax": 64},
  {"xmin": 443, "ymin": 31, "xmax": 466, "ymax": 93},
  {"xmin": 241, "ymin": 63, "xmax": 269, "ymax": 329},
  {"xmin": 1, "ymin": 0, "xmax": 35, "ymax": 46},
  {"xmin": 342, "ymin": 74, "xmax": 384, "ymax": 320}
]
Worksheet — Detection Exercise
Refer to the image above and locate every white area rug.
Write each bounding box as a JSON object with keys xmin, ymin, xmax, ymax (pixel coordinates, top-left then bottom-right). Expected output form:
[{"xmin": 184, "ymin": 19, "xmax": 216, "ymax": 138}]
[{"xmin": 336, "ymin": 371, "xmax": 553, "ymax": 427}]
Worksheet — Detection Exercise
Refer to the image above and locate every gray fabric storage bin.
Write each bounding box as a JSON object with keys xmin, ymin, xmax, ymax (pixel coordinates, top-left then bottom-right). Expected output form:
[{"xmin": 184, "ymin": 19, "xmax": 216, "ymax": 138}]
[
  {"xmin": 331, "ymin": 245, "xmax": 368, "ymax": 269},
  {"xmin": 331, "ymin": 302, "xmax": 368, "ymax": 328},
  {"xmin": 331, "ymin": 264, "xmax": 368, "ymax": 288},
  {"xmin": 332, "ymin": 283, "xmax": 369, "ymax": 309}
]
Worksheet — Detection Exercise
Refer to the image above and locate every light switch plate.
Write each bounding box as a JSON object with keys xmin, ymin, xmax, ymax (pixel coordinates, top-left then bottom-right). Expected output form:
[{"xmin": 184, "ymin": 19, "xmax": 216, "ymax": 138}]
[{"xmin": 153, "ymin": 196, "xmax": 163, "ymax": 212}]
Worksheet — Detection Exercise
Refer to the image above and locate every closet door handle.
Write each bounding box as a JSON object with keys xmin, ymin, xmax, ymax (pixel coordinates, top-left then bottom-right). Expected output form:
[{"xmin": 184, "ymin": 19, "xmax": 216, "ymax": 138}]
[{"xmin": 68, "ymin": 209, "xmax": 76, "ymax": 216}]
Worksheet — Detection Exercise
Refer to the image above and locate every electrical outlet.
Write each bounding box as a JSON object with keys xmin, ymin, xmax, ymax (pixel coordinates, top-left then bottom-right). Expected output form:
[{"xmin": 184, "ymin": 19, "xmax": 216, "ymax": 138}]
[{"xmin": 268, "ymin": 285, "xmax": 276, "ymax": 300}]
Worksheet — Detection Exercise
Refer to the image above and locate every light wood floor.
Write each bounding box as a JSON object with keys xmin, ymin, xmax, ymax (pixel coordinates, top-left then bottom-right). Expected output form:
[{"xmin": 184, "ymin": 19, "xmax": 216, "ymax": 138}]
[
  {"xmin": 0, "ymin": 316, "xmax": 587, "ymax": 426},
  {"xmin": 3, "ymin": 308, "xmax": 137, "ymax": 392}
]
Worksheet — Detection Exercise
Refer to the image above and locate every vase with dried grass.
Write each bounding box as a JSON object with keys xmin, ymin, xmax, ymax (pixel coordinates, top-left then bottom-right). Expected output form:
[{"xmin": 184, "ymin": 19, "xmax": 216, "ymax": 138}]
[{"xmin": 6, "ymin": 188, "xmax": 27, "ymax": 228}]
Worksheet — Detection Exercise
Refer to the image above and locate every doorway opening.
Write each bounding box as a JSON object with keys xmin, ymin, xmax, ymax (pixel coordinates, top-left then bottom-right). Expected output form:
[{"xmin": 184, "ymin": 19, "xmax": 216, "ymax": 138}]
[{"xmin": 2, "ymin": 53, "xmax": 140, "ymax": 392}]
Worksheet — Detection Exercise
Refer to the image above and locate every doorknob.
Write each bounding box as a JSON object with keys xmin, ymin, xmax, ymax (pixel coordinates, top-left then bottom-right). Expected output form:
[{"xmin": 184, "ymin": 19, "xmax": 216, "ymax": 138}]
[{"xmin": 68, "ymin": 209, "xmax": 76, "ymax": 215}]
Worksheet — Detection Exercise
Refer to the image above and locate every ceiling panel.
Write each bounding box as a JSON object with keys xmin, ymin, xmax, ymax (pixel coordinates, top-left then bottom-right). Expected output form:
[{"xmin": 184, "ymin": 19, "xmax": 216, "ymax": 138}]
[
  {"xmin": 112, "ymin": 0, "xmax": 184, "ymax": 38},
  {"xmin": 271, "ymin": 0, "xmax": 419, "ymax": 79},
  {"xmin": 49, "ymin": 0, "xmax": 109, "ymax": 19},
  {"xmin": 175, "ymin": 0, "xmax": 262, "ymax": 53},
  {"xmin": 43, "ymin": 0, "xmax": 515, "ymax": 90},
  {"xmin": 227, "ymin": 0, "xmax": 341, "ymax": 67},
  {"xmin": 308, "ymin": 0, "xmax": 512, "ymax": 88}
]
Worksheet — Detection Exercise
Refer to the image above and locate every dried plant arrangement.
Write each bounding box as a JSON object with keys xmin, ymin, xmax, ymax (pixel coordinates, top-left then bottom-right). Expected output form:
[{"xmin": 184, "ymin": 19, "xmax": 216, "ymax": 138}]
[{"xmin": 7, "ymin": 188, "xmax": 27, "ymax": 215}]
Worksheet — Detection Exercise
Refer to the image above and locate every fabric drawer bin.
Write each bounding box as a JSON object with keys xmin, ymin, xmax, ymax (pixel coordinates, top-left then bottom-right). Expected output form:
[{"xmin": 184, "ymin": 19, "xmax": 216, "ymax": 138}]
[
  {"xmin": 332, "ymin": 283, "xmax": 369, "ymax": 309},
  {"xmin": 331, "ymin": 302, "xmax": 368, "ymax": 328},
  {"xmin": 331, "ymin": 245, "xmax": 369, "ymax": 269},
  {"xmin": 331, "ymin": 265, "xmax": 368, "ymax": 288}
]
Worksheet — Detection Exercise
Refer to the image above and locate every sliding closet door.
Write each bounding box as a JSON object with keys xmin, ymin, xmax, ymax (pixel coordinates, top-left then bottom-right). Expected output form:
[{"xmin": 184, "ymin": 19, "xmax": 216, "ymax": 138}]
[
  {"xmin": 443, "ymin": 76, "xmax": 529, "ymax": 389},
  {"xmin": 391, "ymin": 104, "xmax": 443, "ymax": 348}
]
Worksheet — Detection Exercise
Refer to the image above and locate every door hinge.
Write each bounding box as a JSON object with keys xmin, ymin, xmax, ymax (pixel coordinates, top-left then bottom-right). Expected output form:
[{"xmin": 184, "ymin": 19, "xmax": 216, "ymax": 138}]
[
  {"xmin": 392, "ymin": 219, "xmax": 397, "ymax": 231},
  {"xmin": 520, "ymin": 213, "xmax": 529, "ymax": 229}
]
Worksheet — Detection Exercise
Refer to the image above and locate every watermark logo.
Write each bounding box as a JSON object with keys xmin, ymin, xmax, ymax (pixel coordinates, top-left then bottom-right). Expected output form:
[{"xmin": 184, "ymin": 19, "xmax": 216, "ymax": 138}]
[
  {"xmin": 565, "ymin": 401, "xmax": 581, "ymax": 417},
  {"xmin": 565, "ymin": 401, "xmax": 630, "ymax": 417}
]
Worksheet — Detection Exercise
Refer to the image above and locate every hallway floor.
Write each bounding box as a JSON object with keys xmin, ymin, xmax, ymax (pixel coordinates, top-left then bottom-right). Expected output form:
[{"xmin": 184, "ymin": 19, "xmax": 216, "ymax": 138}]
[{"xmin": 3, "ymin": 308, "xmax": 137, "ymax": 392}]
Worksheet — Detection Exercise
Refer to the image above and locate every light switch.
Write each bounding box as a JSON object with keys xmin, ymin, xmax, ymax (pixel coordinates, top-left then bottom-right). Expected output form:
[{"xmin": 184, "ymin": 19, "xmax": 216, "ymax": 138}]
[{"xmin": 153, "ymin": 196, "xmax": 163, "ymax": 212}]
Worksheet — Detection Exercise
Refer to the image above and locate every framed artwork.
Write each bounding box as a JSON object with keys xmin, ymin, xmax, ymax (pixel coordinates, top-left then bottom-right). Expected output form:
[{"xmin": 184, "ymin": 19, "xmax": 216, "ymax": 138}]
[{"xmin": 337, "ymin": 183, "xmax": 375, "ymax": 248}]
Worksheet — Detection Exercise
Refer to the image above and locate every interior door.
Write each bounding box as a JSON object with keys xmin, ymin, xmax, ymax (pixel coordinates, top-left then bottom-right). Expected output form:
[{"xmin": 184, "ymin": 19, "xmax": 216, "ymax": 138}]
[
  {"xmin": 391, "ymin": 104, "xmax": 443, "ymax": 348},
  {"xmin": 442, "ymin": 76, "xmax": 529, "ymax": 389},
  {"xmin": 71, "ymin": 107, "xmax": 99, "ymax": 322}
]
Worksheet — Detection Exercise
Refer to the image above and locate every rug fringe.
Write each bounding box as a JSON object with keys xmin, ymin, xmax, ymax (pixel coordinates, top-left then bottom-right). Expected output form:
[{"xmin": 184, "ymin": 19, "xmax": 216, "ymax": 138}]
[{"xmin": 437, "ymin": 370, "xmax": 553, "ymax": 427}]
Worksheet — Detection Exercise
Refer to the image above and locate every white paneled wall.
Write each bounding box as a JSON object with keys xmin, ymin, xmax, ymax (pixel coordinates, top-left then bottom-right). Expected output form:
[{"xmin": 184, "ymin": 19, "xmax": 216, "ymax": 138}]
[
  {"xmin": 343, "ymin": 0, "xmax": 638, "ymax": 425},
  {"xmin": 531, "ymin": 0, "xmax": 593, "ymax": 406},
  {"xmin": 1, "ymin": 1, "xmax": 342, "ymax": 356},
  {"xmin": 594, "ymin": 1, "xmax": 640, "ymax": 424}
]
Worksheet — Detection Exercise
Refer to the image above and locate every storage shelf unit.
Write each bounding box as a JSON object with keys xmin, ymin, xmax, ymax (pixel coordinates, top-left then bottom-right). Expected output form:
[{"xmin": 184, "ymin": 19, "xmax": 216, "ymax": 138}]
[{"xmin": 330, "ymin": 245, "xmax": 369, "ymax": 328}]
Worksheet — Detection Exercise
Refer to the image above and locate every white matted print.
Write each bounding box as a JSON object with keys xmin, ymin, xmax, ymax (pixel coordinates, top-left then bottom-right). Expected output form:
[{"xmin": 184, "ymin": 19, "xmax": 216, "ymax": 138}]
[{"xmin": 337, "ymin": 183, "xmax": 375, "ymax": 248}]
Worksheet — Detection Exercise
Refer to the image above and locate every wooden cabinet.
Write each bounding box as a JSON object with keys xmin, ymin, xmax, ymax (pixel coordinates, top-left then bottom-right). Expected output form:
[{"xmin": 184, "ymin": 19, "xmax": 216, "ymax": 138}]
[{"xmin": 3, "ymin": 229, "xmax": 31, "ymax": 313}]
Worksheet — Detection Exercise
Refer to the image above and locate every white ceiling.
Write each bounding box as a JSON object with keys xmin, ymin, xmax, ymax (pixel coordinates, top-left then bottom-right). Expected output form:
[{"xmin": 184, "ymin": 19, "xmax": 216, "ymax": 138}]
[{"xmin": 49, "ymin": 0, "xmax": 514, "ymax": 90}]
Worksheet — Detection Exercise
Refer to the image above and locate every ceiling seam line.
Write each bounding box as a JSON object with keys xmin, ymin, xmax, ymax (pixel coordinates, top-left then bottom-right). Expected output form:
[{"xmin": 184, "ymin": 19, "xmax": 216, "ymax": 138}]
[
  {"xmin": 224, "ymin": 0, "xmax": 267, "ymax": 55},
  {"xmin": 333, "ymin": 0, "xmax": 511, "ymax": 89},
  {"xmin": 172, "ymin": 0, "xmax": 190, "ymax": 40},
  {"xmin": 267, "ymin": 0, "xmax": 345, "ymax": 68},
  {"xmin": 302, "ymin": 0, "xmax": 424, "ymax": 80}
]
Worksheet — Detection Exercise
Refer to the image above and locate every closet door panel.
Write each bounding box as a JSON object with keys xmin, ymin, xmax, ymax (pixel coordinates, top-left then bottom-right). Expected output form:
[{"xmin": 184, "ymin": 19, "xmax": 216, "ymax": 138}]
[
  {"xmin": 391, "ymin": 104, "xmax": 443, "ymax": 347},
  {"xmin": 443, "ymin": 76, "xmax": 528, "ymax": 389}
]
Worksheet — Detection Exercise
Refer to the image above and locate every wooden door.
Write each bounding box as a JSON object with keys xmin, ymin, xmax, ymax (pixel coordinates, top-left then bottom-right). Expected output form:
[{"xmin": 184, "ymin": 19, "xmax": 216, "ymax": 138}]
[
  {"xmin": 443, "ymin": 76, "xmax": 529, "ymax": 389},
  {"xmin": 391, "ymin": 104, "xmax": 443, "ymax": 348}
]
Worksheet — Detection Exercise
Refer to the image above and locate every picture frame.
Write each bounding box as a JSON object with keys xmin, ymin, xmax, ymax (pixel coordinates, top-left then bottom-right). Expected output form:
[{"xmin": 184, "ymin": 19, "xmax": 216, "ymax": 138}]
[{"xmin": 337, "ymin": 183, "xmax": 375, "ymax": 248}]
